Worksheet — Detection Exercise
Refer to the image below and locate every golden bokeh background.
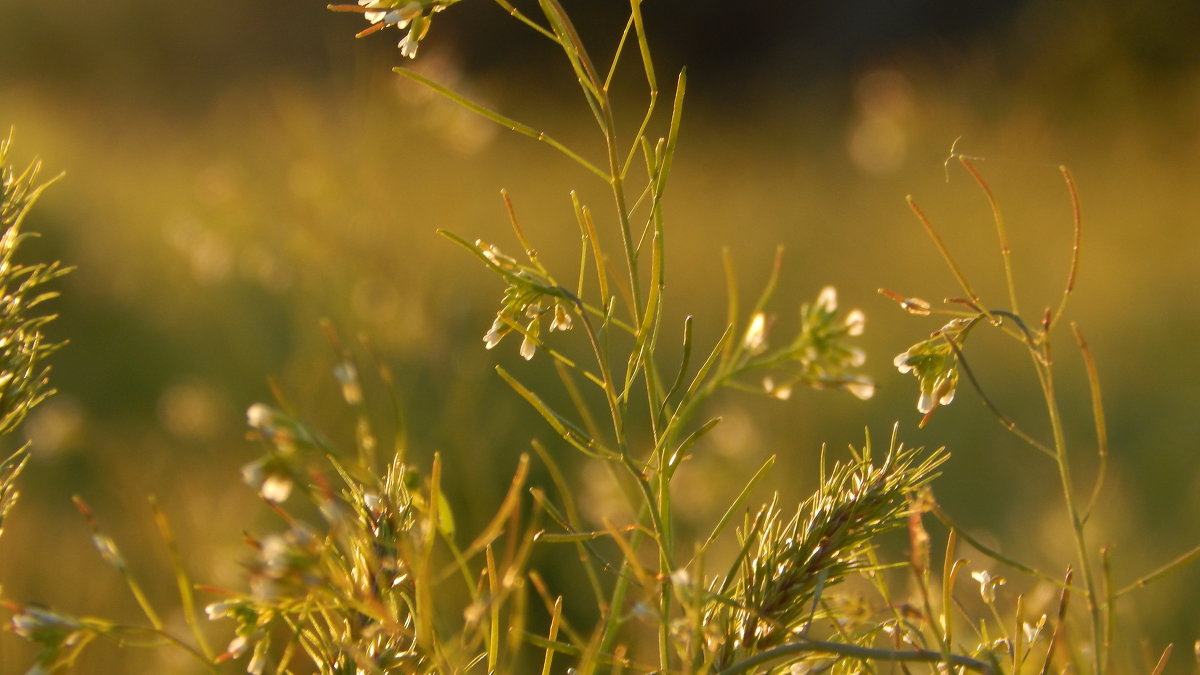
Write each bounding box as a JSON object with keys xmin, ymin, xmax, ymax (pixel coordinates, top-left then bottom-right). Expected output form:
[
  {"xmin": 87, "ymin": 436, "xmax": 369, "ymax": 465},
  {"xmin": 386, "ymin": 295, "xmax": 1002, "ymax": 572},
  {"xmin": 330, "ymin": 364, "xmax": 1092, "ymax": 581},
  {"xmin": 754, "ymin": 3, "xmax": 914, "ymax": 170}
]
[{"xmin": 1, "ymin": 0, "xmax": 1198, "ymax": 671}]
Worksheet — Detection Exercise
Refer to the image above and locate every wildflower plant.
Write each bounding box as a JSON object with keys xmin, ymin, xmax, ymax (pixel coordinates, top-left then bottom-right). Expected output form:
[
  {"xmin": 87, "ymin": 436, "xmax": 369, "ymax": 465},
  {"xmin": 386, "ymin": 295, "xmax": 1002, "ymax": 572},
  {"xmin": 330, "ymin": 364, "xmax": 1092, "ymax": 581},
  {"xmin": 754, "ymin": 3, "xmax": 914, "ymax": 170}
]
[
  {"xmin": 1, "ymin": 2, "xmax": 1196, "ymax": 674},
  {"xmin": 878, "ymin": 155, "xmax": 1200, "ymax": 673}
]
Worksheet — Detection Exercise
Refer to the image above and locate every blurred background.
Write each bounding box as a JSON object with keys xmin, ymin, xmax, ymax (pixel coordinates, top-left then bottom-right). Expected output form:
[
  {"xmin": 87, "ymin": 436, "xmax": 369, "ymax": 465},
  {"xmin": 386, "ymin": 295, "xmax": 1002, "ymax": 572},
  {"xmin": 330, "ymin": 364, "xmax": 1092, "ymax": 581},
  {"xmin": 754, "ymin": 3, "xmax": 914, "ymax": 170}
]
[{"xmin": 1, "ymin": 0, "xmax": 1198, "ymax": 671}]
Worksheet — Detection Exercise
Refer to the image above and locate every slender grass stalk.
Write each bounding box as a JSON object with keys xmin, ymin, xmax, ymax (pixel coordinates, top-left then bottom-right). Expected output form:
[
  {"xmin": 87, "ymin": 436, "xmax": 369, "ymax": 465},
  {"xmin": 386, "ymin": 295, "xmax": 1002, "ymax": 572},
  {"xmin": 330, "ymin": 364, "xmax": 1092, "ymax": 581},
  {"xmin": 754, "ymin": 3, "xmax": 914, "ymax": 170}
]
[
  {"xmin": 1037, "ymin": 348, "xmax": 1104, "ymax": 675},
  {"xmin": 149, "ymin": 496, "xmax": 215, "ymax": 660},
  {"xmin": 1114, "ymin": 544, "xmax": 1200, "ymax": 597},
  {"xmin": 713, "ymin": 637, "xmax": 999, "ymax": 675}
]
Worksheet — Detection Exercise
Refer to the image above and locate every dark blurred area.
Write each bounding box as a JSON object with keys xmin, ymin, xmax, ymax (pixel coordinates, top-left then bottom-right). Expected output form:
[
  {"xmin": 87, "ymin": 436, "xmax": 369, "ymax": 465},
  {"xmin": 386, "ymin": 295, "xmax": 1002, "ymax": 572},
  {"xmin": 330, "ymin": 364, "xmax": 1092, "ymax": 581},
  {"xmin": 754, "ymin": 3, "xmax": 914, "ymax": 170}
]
[{"xmin": 1, "ymin": 0, "xmax": 1198, "ymax": 671}]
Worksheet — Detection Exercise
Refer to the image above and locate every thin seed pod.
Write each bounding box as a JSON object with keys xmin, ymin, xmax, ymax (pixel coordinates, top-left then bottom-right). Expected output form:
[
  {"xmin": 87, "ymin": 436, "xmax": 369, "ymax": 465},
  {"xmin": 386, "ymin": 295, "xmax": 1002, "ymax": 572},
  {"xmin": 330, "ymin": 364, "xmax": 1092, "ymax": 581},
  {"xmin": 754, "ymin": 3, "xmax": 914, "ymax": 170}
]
[
  {"xmin": 1100, "ymin": 545, "xmax": 1114, "ymax": 672},
  {"xmin": 1149, "ymin": 643, "xmax": 1173, "ymax": 675},
  {"xmin": 394, "ymin": 68, "xmax": 608, "ymax": 180},
  {"xmin": 488, "ymin": 0, "xmax": 559, "ymax": 42},
  {"xmin": 464, "ymin": 454, "xmax": 530, "ymax": 557},
  {"xmin": 1013, "ymin": 594, "xmax": 1026, "ymax": 671},
  {"xmin": 1072, "ymin": 322, "xmax": 1109, "ymax": 522},
  {"xmin": 1039, "ymin": 568, "xmax": 1072, "ymax": 675},
  {"xmin": 1051, "ymin": 165, "xmax": 1083, "ymax": 329},
  {"xmin": 554, "ymin": 359, "xmax": 605, "ymax": 443},
  {"xmin": 602, "ymin": 13, "xmax": 636, "ymax": 93},
  {"xmin": 690, "ymin": 455, "xmax": 776, "ymax": 565},
  {"xmin": 907, "ymin": 195, "xmax": 981, "ymax": 304},
  {"xmin": 657, "ymin": 315, "xmax": 694, "ymax": 426},
  {"xmin": 539, "ymin": 596, "xmax": 564, "ymax": 675},
  {"xmin": 941, "ymin": 532, "xmax": 962, "ymax": 655},
  {"xmin": 485, "ymin": 545, "xmax": 501, "ymax": 674},
  {"xmin": 1115, "ymin": 544, "xmax": 1200, "ymax": 597},
  {"xmin": 150, "ymin": 496, "xmax": 214, "ymax": 660},
  {"xmin": 721, "ymin": 247, "xmax": 738, "ymax": 362},
  {"xmin": 958, "ymin": 156, "xmax": 1020, "ymax": 315}
]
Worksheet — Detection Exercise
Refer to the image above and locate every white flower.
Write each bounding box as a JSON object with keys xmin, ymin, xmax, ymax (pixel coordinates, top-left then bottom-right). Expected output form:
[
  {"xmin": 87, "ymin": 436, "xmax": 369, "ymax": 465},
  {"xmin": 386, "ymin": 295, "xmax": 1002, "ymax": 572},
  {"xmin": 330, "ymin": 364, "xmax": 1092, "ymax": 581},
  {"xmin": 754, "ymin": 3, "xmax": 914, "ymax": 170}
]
[
  {"xmin": 901, "ymin": 296, "xmax": 932, "ymax": 316},
  {"xmin": 917, "ymin": 374, "xmax": 956, "ymax": 414},
  {"xmin": 550, "ymin": 303, "xmax": 573, "ymax": 331},
  {"xmin": 742, "ymin": 312, "xmax": 767, "ymax": 353},
  {"xmin": 844, "ymin": 308, "xmax": 865, "ymax": 336},
  {"xmin": 359, "ymin": 0, "xmax": 421, "ymax": 26},
  {"xmin": 970, "ymin": 569, "xmax": 1005, "ymax": 603},
  {"xmin": 398, "ymin": 15, "xmax": 430, "ymax": 59},
  {"xmin": 261, "ymin": 474, "xmax": 294, "ymax": 504},
  {"xmin": 816, "ymin": 286, "xmax": 838, "ymax": 312},
  {"xmin": 519, "ymin": 318, "xmax": 538, "ymax": 360},
  {"xmin": 763, "ymin": 377, "xmax": 792, "ymax": 400},
  {"xmin": 225, "ymin": 635, "xmax": 250, "ymax": 658},
  {"xmin": 847, "ymin": 347, "xmax": 866, "ymax": 367},
  {"xmin": 1023, "ymin": 615, "xmax": 1047, "ymax": 643},
  {"xmin": 363, "ymin": 492, "xmax": 382, "ymax": 513},
  {"xmin": 205, "ymin": 600, "xmax": 238, "ymax": 621},
  {"xmin": 483, "ymin": 317, "xmax": 506, "ymax": 349},
  {"xmin": 399, "ymin": 32, "xmax": 419, "ymax": 58},
  {"xmin": 333, "ymin": 361, "xmax": 362, "ymax": 405},
  {"xmin": 92, "ymin": 534, "xmax": 125, "ymax": 568},
  {"xmin": 247, "ymin": 642, "xmax": 269, "ymax": 675},
  {"xmin": 245, "ymin": 403, "xmax": 275, "ymax": 430},
  {"xmin": 670, "ymin": 568, "xmax": 691, "ymax": 586},
  {"xmin": 845, "ymin": 378, "xmax": 875, "ymax": 400}
]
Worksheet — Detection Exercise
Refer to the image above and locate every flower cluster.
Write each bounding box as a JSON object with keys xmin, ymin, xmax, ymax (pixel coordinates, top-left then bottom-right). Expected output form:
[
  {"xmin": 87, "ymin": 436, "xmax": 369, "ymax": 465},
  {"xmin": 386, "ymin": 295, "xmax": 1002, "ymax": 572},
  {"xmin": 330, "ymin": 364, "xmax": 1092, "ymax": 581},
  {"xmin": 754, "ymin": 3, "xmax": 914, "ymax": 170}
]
[
  {"xmin": 7, "ymin": 604, "xmax": 96, "ymax": 673},
  {"xmin": 209, "ymin": 408, "xmax": 430, "ymax": 674},
  {"xmin": 754, "ymin": 286, "xmax": 874, "ymax": 401},
  {"xmin": 240, "ymin": 403, "xmax": 325, "ymax": 504},
  {"xmin": 893, "ymin": 317, "xmax": 973, "ymax": 414},
  {"xmin": 476, "ymin": 240, "xmax": 574, "ymax": 361},
  {"xmin": 340, "ymin": 0, "xmax": 452, "ymax": 58}
]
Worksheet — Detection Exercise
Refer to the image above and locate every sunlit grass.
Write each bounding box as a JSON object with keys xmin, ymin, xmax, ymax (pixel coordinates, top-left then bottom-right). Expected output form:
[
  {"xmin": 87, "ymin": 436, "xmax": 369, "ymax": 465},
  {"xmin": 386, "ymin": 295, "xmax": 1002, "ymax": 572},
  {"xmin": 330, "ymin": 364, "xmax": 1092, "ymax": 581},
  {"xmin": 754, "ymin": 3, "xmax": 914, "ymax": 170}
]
[{"xmin": 0, "ymin": 2, "xmax": 1198, "ymax": 670}]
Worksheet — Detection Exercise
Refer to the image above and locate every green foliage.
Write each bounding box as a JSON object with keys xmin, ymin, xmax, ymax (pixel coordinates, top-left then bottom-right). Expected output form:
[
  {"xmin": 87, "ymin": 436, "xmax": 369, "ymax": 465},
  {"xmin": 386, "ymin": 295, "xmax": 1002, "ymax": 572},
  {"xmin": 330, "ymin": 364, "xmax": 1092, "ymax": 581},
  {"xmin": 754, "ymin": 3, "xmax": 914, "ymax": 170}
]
[
  {"xmin": 0, "ymin": 3, "xmax": 1196, "ymax": 675},
  {"xmin": 706, "ymin": 434, "xmax": 946, "ymax": 670},
  {"xmin": 0, "ymin": 133, "xmax": 66, "ymax": 440},
  {"xmin": 0, "ymin": 132, "xmax": 66, "ymax": 542}
]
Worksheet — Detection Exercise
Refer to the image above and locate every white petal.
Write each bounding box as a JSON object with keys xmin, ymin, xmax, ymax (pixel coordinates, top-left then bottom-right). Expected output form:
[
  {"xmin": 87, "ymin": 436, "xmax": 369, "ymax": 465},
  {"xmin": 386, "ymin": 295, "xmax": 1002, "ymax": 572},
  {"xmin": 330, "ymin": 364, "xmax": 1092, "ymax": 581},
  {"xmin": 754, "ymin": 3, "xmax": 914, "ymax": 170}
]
[
  {"xmin": 816, "ymin": 286, "xmax": 838, "ymax": 312},
  {"xmin": 742, "ymin": 312, "xmax": 767, "ymax": 352},
  {"xmin": 901, "ymin": 297, "xmax": 932, "ymax": 316},
  {"xmin": 917, "ymin": 390, "xmax": 934, "ymax": 414},
  {"xmin": 245, "ymin": 403, "xmax": 274, "ymax": 430},
  {"xmin": 225, "ymin": 636, "xmax": 249, "ymax": 658},
  {"xmin": 846, "ymin": 379, "xmax": 875, "ymax": 400},
  {"xmin": 399, "ymin": 33, "xmax": 419, "ymax": 58},
  {"xmin": 844, "ymin": 309, "xmax": 866, "ymax": 336},
  {"xmin": 519, "ymin": 335, "xmax": 536, "ymax": 360},
  {"xmin": 261, "ymin": 475, "xmax": 293, "ymax": 504}
]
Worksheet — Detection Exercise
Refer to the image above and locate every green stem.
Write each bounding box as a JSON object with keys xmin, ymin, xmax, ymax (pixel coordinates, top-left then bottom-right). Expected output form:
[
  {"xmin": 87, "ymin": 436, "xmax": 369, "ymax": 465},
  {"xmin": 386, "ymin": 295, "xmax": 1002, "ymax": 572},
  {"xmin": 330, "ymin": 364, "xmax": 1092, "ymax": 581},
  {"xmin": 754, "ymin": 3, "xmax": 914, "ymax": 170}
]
[
  {"xmin": 392, "ymin": 68, "xmax": 609, "ymax": 181},
  {"xmin": 715, "ymin": 637, "xmax": 998, "ymax": 675},
  {"xmin": 1038, "ymin": 357, "xmax": 1103, "ymax": 675}
]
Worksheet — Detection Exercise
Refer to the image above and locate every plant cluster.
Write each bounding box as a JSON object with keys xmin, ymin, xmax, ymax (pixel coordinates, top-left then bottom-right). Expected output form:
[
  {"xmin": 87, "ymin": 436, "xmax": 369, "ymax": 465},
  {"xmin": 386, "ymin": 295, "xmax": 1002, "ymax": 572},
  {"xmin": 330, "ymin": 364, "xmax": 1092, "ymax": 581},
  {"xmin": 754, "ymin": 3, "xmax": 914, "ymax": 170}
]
[{"xmin": 0, "ymin": 2, "xmax": 1197, "ymax": 674}]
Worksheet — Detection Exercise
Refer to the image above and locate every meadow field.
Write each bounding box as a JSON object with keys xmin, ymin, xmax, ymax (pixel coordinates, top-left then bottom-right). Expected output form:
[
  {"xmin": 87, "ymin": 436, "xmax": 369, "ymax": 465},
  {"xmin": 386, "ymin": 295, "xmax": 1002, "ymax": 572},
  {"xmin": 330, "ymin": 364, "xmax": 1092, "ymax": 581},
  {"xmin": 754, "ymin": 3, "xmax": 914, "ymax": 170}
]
[{"xmin": 0, "ymin": 1, "xmax": 1197, "ymax": 672}]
